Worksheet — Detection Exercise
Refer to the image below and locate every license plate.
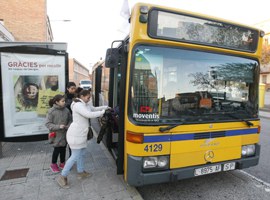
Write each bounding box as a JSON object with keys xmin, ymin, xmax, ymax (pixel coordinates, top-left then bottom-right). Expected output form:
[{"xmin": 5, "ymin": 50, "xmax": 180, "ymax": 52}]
[
  {"xmin": 223, "ymin": 162, "xmax": 236, "ymax": 171},
  {"xmin": 194, "ymin": 164, "xmax": 222, "ymax": 176},
  {"xmin": 194, "ymin": 162, "xmax": 236, "ymax": 176}
]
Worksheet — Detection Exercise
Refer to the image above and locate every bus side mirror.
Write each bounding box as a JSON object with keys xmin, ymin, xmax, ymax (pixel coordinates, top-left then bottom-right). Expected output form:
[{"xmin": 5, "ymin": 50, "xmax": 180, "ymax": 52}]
[{"xmin": 105, "ymin": 48, "xmax": 119, "ymax": 68}]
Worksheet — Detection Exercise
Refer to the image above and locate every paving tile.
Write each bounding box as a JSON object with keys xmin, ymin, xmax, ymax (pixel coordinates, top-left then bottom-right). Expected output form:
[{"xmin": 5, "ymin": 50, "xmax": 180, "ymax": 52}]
[
  {"xmin": 101, "ymin": 190, "xmax": 132, "ymax": 200},
  {"xmin": 0, "ymin": 141, "xmax": 142, "ymax": 200}
]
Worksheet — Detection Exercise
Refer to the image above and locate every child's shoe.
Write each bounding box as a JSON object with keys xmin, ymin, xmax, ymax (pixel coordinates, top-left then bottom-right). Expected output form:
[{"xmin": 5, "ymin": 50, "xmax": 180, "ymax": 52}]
[
  {"xmin": 50, "ymin": 163, "xmax": 60, "ymax": 173},
  {"xmin": 59, "ymin": 162, "xmax": 65, "ymax": 170}
]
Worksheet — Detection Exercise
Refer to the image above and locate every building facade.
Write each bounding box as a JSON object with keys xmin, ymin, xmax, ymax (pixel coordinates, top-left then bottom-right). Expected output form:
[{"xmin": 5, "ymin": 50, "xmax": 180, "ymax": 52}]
[
  {"xmin": 0, "ymin": 21, "xmax": 15, "ymax": 41},
  {"xmin": 260, "ymin": 64, "xmax": 270, "ymax": 91},
  {"xmin": 0, "ymin": 0, "xmax": 53, "ymax": 42},
  {"xmin": 0, "ymin": 1, "xmax": 90, "ymax": 85},
  {"xmin": 68, "ymin": 58, "xmax": 90, "ymax": 86}
]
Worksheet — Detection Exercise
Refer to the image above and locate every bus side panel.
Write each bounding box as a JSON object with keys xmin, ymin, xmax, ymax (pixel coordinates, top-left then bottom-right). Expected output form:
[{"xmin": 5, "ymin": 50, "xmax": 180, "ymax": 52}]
[{"xmin": 242, "ymin": 134, "xmax": 260, "ymax": 145}]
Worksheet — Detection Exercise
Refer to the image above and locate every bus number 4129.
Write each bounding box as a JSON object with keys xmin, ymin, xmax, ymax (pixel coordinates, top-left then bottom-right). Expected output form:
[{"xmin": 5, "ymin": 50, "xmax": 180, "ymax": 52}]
[{"xmin": 144, "ymin": 144, "xmax": 163, "ymax": 152}]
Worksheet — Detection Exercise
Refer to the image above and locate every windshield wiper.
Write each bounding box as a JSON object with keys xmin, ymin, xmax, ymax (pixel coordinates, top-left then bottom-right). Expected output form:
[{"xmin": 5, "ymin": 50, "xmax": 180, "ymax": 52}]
[
  {"xmin": 226, "ymin": 113, "xmax": 253, "ymax": 127},
  {"xmin": 159, "ymin": 122, "xmax": 184, "ymax": 132}
]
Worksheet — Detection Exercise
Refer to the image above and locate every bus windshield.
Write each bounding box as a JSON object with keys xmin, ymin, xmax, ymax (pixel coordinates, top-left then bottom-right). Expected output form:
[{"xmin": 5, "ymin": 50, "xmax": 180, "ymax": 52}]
[{"xmin": 130, "ymin": 45, "xmax": 259, "ymax": 124}]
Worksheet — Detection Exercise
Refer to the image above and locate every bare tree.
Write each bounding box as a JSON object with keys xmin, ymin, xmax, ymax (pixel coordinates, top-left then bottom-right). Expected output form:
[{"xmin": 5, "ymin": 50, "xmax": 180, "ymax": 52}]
[{"xmin": 261, "ymin": 44, "xmax": 270, "ymax": 65}]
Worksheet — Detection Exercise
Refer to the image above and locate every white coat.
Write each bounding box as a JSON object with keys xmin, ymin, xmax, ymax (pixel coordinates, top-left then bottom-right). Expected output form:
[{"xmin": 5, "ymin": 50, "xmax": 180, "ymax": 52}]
[{"xmin": 67, "ymin": 99, "xmax": 107, "ymax": 149}]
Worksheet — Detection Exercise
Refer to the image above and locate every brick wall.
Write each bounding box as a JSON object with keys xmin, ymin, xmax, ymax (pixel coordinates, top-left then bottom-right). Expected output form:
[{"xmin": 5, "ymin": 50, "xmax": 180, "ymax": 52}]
[
  {"xmin": 69, "ymin": 58, "xmax": 90, "ymax": 86},
  {"xmin": 0, "ymin": 0, "xmax": 48, "ymax": 41}
]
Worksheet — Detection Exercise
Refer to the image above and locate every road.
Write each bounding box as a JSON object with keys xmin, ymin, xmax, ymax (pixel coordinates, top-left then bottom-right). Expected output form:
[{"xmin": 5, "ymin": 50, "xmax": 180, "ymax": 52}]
[
  {"xmin": 137, "ymin": 118, "xmax": 270, "ymax": 200},
  {"xmin": 244, "ymin": 118, "xmax": 270, "ymax": 184}
]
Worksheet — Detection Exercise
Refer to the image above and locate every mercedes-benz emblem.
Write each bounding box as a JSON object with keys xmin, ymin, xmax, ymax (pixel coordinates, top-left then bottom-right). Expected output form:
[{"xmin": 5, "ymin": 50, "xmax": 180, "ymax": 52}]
[{"xmin": 204, "ymin": 150, "xmax": 214, "ymax": 162}]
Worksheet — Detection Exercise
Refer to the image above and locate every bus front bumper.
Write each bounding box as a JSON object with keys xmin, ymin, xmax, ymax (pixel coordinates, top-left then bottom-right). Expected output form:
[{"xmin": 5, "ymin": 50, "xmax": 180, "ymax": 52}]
[{"xmin": 127, "ymin": 145, "xmax": 260, "ymax": 187}]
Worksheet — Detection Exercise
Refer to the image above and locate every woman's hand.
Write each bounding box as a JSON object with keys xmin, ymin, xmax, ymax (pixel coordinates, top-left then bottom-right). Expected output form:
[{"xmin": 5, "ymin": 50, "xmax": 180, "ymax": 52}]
[
  {"xmin": 60, "ymin": 124, "xmax": 65, "ymax": 129},
  {"xmin": 101, "ymin": 109, "xmax": 105, "ymax": 115}
]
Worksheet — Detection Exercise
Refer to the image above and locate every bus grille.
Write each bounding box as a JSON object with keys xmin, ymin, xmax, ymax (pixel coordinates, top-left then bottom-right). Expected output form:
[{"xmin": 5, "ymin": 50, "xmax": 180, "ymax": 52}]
[{"xmin": 194, "ymin": 131, "xmax": 226, "ymax": 139}]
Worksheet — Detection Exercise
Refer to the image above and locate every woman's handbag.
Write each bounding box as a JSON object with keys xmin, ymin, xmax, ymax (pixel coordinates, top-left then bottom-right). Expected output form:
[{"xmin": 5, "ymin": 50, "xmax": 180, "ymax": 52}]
[
  {"xmin": 87, "ymin": 119, "xmax": 93, "ymax": 140},
  {"xmin": 87, "ymin": 126, "xmax": 94, "ymax": 140}
]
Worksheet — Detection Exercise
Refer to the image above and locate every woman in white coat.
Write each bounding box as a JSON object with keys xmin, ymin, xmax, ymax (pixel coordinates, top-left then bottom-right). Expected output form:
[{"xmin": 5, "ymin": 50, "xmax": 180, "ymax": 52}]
[{"xmin": 57, "ymin": 90, "xmax": 107, "ymax": 188}]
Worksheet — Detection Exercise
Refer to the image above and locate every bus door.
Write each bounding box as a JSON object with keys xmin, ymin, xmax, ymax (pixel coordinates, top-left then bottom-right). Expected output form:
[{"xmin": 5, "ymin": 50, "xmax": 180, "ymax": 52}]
[
  {"xmin": 104, "ymin": 40, "xmax": 128, "ymax": 174},
  {"xmin": 92, "ymin": 65, "xmax": 102, "ymax": 107},
  {"xmin": 92, "ymin": 63, "xmax": 116, "ymax": 150}
]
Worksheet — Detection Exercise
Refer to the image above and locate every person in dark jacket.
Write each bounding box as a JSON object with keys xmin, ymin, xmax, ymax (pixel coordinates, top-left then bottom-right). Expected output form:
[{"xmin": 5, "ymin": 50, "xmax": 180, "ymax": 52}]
[
  {"xmin": 65, "ymin": 82, "xmax": 77, "ymax": 113},
  {"xmin": 65, "ymin": 82, "xmax": 77, "ymax": 157}
]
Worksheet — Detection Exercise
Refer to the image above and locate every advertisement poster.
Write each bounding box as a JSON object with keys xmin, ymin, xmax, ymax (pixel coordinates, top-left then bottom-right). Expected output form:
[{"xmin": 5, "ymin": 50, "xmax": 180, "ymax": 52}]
[{"xmin": 1, "ymin": 52, "xmax": 66, "ymax": 138}]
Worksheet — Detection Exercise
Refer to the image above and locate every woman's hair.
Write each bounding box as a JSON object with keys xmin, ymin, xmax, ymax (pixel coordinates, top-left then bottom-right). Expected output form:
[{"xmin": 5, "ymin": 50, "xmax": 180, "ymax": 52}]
[
  {"xmin": 75, "ymin": 87, "xmax": 83, "ymax": 96},
  {"xmin": 66, "ymin": 82, "xmax": 76, "ymax": 89},
  {"xmin": 48, "ymin": 94, "xmax": 65, "ymax": 107},
  {"xmin": 78, "ymin": 90, "xmax": 90, "ymax": 98}
]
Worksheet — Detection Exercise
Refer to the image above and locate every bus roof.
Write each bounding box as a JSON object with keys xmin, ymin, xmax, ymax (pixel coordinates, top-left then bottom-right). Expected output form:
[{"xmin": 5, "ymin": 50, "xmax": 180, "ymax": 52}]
[
  {"xmin": 132, "ymin": 3, "xmax": 262, "ymax": 31},
  {"xmin": 130, "ymin": 3, "xmax": 264, "ymax": 53}
]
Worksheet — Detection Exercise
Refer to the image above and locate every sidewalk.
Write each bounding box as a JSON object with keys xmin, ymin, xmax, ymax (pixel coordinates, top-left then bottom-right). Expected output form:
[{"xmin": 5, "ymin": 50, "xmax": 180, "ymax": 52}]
[
  {"xmin": 259, "ymin": 110, "xmax": 270, "ymax": 119},
  {"xmin": 0, "ymin": 135, "xmax": 142, "ymax": 200},
  {"xmin": 259, "ymin": 105, "xmax": 270, "ymax": 119}
]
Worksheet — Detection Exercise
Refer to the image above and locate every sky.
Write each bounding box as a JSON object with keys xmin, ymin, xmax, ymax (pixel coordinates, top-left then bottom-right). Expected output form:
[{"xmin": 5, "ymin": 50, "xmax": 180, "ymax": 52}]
[{"xmin": 47, "ymin": 0, "xmax": 270, "ymax": 70}]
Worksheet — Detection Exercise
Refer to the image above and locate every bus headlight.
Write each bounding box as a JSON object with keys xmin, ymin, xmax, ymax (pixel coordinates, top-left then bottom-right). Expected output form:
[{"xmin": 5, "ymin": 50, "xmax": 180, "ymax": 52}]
[
  {"xmin": 157, "ymin": 156, "xmax": 168, "ymax": 167},
  {"xmin": 143, "ymin": 156, "xmax": 169, "ymax": 171},
  {"xmin": 242, "ymin": 144, "xmax": 256, "ymax": 157},
  {"xmin": 143, "ymin": 157, "xmax": 157, "ymax": 169}
]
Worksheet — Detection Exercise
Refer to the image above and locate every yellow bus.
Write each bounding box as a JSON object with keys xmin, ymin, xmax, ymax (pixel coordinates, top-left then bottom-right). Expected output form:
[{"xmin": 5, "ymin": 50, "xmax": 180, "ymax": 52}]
[{"xmin": 92, "ymin": 3, "xmax": 264, "ymax": 186}]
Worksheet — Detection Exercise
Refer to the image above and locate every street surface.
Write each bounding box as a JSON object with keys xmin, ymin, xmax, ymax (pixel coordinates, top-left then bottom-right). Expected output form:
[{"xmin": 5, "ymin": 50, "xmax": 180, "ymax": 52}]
[
  {"xmin": 137, "ymin": 170, "xmax": 270, "ymax": 200},
  {"xmin": 244, "ymin": 118, "xmax": 270, "ymax": 184},
  {"xmin": 137, "ymin": 117, "xmax": 270, "ymax": 200}
]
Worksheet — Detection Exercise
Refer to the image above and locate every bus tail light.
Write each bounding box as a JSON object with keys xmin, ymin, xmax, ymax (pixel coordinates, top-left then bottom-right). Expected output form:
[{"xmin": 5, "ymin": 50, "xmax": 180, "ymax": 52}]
[{"xmin": 126, "ymin": 131, "xmax": 144, "ymax": 143}]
